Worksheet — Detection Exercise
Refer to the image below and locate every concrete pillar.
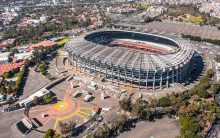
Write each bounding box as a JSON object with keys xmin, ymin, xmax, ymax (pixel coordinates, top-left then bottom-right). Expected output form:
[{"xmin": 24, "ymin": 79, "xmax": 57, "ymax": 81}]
[
  {"xmin": 131, "ymin": 69, "xmax": 134, "ymax": 87},
  {"xmin": 75, "ymin": 59, "xmax": 78, "ymax": 70},
  {"xmin": 75, "ymin": 58, "xmax": 78, "ymax": 71},
  {"xmin": 105, "ymin": 65, "xmax": 107, "ymax": 82},
  {"xmin": 172, "ymin": 68, "xmax": 174, "ymax": 83},
  {"xmin": 146, "ymin": 71, "xmax": 148, "ymax": 90},
  {"xmin": 166, "ymin": 71, "xmax": 169, "ymax": 88},
  {"xmin": 99, "ymin": 63, "xmax": 102, "ymax": 76},
  {"xmin": 153, "ymin": 71, "xmax": 156, "ymax": 90},
  {"xmin": 139, "ymin": 69, "xmax": 141, "ymax": 89},
  {"xmin": 89, "ymin": 61, "xmax": 91, "ymax": 73},
  {"xmin": 179, "ymin": 67, "xmax": 182, "ymax": 81},
  {"xmin": 101, "ymin": 92, "xmax": 105, "ymax": 100},
  {"xmin": 117, "ymin": 66, "xmax": 120, "ymax": 85},
  {"xmin": 79, "ymin": 60, "xmax": 82, "ymax": 73},
  {"xmin": 111, "ymin": 64, "xmax": 113, "ymax": 83},
  {"xmin": 176, "ymin": 67, "xmax": 179, "ymax": 81},
  {"xmin": 94, "ymin": 62, "xmax": 97, "ymax": 76},
  {"xmin": 160, "ymin": 71, "xmax": 163, "ymax": 89},
  {"xmin": 124, "ymin": 67, "xmax": 127, "ymax": 84},
  {"xmin": 84, "ymin": 59, "xmax": 86, "ymax": 72}
]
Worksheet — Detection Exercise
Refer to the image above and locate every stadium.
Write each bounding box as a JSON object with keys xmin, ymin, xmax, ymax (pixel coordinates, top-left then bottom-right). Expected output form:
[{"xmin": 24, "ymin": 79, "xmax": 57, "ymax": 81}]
[{"xmin": 65, "ymin": 30, "xmax": 195, "ymax": 89}]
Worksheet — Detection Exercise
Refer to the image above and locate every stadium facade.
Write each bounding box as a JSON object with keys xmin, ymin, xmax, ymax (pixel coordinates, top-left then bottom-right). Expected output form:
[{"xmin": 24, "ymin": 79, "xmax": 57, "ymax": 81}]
[{"xmin": 65, "ymin": 30, "xmax": 195, "ymax": 89}]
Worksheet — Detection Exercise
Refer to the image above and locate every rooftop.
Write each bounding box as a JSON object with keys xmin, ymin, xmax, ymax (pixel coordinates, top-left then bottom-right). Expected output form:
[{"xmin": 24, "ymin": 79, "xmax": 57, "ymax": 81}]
[
  {"xmin": 29, "ymin": 40, "xmax": 57, "ymax": 49},
  {"xmin": 0, "ymin": 62, "xmax": 24, "ymax": 75}
]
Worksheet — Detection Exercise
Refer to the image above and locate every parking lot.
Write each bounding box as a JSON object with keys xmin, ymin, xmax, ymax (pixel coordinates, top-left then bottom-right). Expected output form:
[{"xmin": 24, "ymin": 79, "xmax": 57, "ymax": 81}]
[
  {"xmin": 19, "ymin": 68, "xmax": 49, "ymax": 101},
  {"xmin": 143, "ymin": 21, "xmax": 220, "ymax": 40},
  {"xmin": 118, "ymin": 117, "xmax": 180, "ymax": 138}
]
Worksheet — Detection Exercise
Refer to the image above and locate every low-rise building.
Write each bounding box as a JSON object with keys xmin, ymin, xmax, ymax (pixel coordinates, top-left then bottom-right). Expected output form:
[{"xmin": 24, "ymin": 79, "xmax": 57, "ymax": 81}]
[
  {"xmin": 0, "ymin": 62, "xmax": 24, "ymax": 75},
  {"xmin": 0, "ymin": 52, "xmax": 10, "ymax": 64},
  {"xmin": 29, "ymin": 40, "xmax": 57, "ymax": 49},
  {"xmin": 19, "ymin": 88, "xmax": 50, "ymax": 107},
  {"xmin": 83, "ymin": 94, "xmax": 94, "ymax": 102},
  {"xmin": 14, "ymin": 52, "xmax": 32, "ymax": 62}
]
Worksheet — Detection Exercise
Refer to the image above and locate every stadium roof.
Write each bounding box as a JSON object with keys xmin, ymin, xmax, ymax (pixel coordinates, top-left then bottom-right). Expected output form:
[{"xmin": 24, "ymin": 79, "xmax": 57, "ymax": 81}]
[{"xmin": 66, "ymin": 30, "xmax": 194, "ymax": 71}]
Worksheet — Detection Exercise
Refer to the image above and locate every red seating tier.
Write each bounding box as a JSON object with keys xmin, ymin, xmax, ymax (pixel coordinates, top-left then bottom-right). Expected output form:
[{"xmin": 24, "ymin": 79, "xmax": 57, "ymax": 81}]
[{"xmin": 110, "ymin": 41, "xmax": 168, "ymax": 54}]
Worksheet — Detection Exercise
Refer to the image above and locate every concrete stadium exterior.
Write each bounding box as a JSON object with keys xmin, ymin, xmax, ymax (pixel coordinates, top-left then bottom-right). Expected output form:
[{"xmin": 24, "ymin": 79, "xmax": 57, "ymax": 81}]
[{"xmin": 65, "ymin": 30, "xmax": 195, "ymax": 89}]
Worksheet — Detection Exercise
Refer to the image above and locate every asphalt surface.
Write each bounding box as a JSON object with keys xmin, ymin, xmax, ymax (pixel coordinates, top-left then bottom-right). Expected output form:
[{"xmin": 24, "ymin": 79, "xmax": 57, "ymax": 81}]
[
  {"xmin": 118, "ymin": 117, "xmax": 180, "ymax": 138},
  {"xmin": 19, "ymin": 68, "xmax": 49, "ymax": 101},
  {"xmin": 0, "ymin": 110, "xmax": 24, "ymax": 138},
  {"xmin": 143, "ymin": 21, "xmax": 220, "ymax": 40}
]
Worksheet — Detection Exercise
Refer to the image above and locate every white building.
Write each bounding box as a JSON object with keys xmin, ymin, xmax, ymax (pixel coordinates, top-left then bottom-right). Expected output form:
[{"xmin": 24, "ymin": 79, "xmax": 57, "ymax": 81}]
[
  {"xmin": 19, "ymin": 88, "xmax": 50, "ymax": 107},
  {"xmin": 0, "ymin": 52, "xmax": 10, "ymax": 64}
]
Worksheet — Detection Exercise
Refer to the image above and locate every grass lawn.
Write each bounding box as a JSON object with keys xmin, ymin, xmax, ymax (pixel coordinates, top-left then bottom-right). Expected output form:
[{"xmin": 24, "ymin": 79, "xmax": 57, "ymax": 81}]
[
  {"xmin": 181, "ymin": 16, "xmax": 204, "ymax": 24},
  {"xmin": 57, "ymin": 38, "xmax": 69, "ymax": 46}
]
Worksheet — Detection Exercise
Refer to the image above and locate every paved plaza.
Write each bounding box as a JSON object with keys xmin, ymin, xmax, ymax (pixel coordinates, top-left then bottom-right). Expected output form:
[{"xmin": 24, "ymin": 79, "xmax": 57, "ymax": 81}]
[
  {"xmin": 19, "ymin": 69, "xmax": 49, "ymax": 101},
  {"xmin": 142, "ymin": 21, "xmax": 220, "ymax": 40},
  {"xmin": 0, "ymin": 110, "xmax": 24, "ymax": 138},
  {"xmin": 118, "ymin": 117, "xmax": 180, "ymax": 138},
  {"xmin": 28, "ymin": 83, "xmax": 98, "ymax": 132}
]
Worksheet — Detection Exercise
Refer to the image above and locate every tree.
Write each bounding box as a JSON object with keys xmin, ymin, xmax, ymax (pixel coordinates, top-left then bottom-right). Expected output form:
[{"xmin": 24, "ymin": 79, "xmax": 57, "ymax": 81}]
[
  {"xmin": 43, "ymin": 93, "xmax": 55, "ymax": 104},
  {"xmin": 38, "ymin": 62, "xmax": 47, "ymax": 75},
  {"xmin": 0, "ymin": 85, "xmax": 7, "ymax": 93},
  {"xmin": 117, "ymin": 114, "xmax": 127, "ymax": 127},
  {"xmin": 44, "ymin": 129, "xmax": 62, "ymax": 138},
  {"xmin": 7, "ymin": 84, "xmax": 13, "ymax": 94},
  {"xmin": 210, "ymin": 83, "xmax": 220, "ymax": 94},
  {"xmin": 179, "ymin": 115, "xmax": 191, "ymax": 126},
  {"xmin": 144, "ymin": 17, "xmax": 155, "ymax": 23},
  {"xmin": 158, "ymin": 97, "xmax": 171, "ymax": 107},
  {"xmin": 110, "ymin": 114, "xmax": 128, "ymax": 134},
  {"xmin": 117, "ymin": 114, "xmax": 127, "ymax": 132},
  {"xmin": 119, "ymin": 98, "xmax": 132, "ymax": 112},
  {"xmin": 79, "ymin": 19, "xmax": 92, "ymax": 27},
  {"xmin": 165, "ymin": 107, "xmax": 176, "ymax": 117},
  {"xmin": 142, "ymin": 108, "xmax": 152, "ymax": 121},
  {"xmin": 71, "ymin": 16, "xmax": 78, "ymax": 25},
  {"xmin": 93, "ymin": 126, "xmax": 109, "ymax": 138},
  {"xmin": 59, "ymin": 120, "xmax": 76, "ymax": 135},
  {"xmin": 197, "ymin": 89, "xmax": 210, "ymax": 98},
  {"xmin": 14, "ymin": 66, "xmax": 26, "ymax": 95},
  {"xmin": 44, "ymin": 129, "xmax": 53, "ymax": 138},
  {"xmin": 33, "ymin": 96, "xmax": 42, "ymax": 105},
  {"xmin": 180, "ymin": 121, "xmax": 201, "ymax": 138},
  {"xmin": 132, "ymin": 98, "xmax": 149, "ymax": 120},
  {"xmin": 179, "ymin": 103, "xmax": 200, "ymax": 117},
  {"xmin": 3, "ymin": 72, "xmax": 10, "ymax": 78},
  {"xmin": 148, "ymin": 98, "xmax": 158, "ymax": 108}
]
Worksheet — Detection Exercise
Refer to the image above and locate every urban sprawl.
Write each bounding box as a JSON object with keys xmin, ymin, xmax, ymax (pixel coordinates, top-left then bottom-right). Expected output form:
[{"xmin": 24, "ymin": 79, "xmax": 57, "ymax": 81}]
[{"xmin": 0, "ymin": 0, "xmax": 220, "ymax": 138}]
